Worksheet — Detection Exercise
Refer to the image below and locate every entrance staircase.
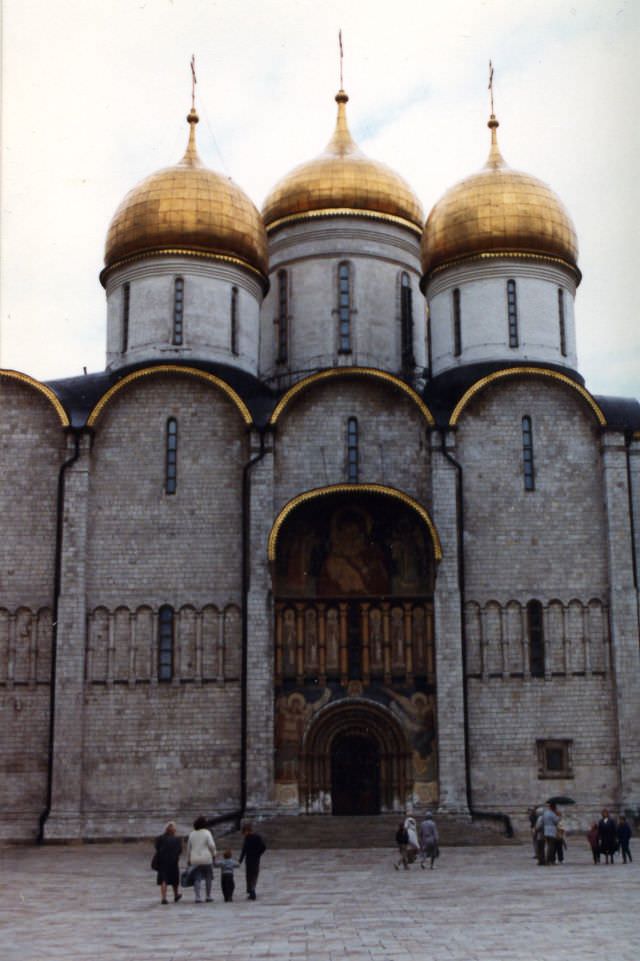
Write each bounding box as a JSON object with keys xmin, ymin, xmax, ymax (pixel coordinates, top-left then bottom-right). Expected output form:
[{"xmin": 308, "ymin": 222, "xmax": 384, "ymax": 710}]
[{"xmin": 218, "ymin": 814, "xmax": 518, "ymax": 849}]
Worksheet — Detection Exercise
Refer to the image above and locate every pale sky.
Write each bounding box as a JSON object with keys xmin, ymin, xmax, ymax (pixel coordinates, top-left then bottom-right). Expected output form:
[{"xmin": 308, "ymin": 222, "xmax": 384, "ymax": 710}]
[{"xmin": 1, "ymin": 0, "xmax": 638, "ymax": 399}]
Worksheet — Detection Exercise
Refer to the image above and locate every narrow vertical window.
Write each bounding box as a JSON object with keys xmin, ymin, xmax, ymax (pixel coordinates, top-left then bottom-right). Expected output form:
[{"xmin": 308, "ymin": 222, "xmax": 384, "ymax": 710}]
[
  {"xmin": 453, "ymin": 288, "xmax": 462, "ymax": 357},
  {"xmin": 166, "ymin": 417, "xmax": 178, "ymax": 495},
  {"xmin": 230, "ymin": 286, "xmax": 239, "ymax": 355},
  {"xmin": 522, "ymin": 415, "xmax": 535, "ymax": 491},
  {"xmin": 122, "ymin": 283, "xmax": 130, "ymax": 353},
  {"xmin": 158, "ymin": 605, "xmax": 174, "ymax": 681},
  {"xmin": 558, "ymin": 288, "xmax": 567, "ymax": 357},
  {"xmin": 173, "ymin": 277, "xmax": 184, "ymax": 346},
  {"xmin": 338, "ymin": 262, "xmax": 352, "ymax": 353},
  {"xmin": 277, "ymin": 269, "xmax": 288, "ymax": 364},
  {"xmin": 507, "ymin": 279, "xmax": 518, "ymax": 348},
  {"xmin": 527, "ymin": 600, "xmax": 545, "ymax": 677},
  {"xmin": 400, "ymin": 272, "xmax": 414, "ymax": 369},
  {"xmin": 347, "ymin": 417, "xmax": 359, "ymax": 483}
]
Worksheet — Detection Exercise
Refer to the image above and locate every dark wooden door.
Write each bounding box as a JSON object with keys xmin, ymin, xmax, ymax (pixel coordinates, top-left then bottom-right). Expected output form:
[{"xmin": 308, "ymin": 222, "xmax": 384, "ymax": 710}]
[{"xmin": 331, "ymin": 734, "xmax": 380, "ymax": 815}]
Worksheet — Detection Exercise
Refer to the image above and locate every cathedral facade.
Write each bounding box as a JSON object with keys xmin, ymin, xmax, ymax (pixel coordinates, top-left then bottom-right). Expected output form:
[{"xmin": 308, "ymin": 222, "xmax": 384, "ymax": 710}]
[{"xmin": 1, "ymin": 89, "xmax": 639, "ymax": 841}]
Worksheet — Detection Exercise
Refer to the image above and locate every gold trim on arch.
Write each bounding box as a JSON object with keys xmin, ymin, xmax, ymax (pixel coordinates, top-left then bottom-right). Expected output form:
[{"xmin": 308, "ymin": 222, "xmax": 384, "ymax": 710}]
[
  {"xmin": 266, "ymin": 207, "xmax": 423, "ymax": 237},
  {"xmin": 0, "ymin": 370, "xmax": 69, "ymax": 427},
  {"xmin": 87, "ymin": 365, "xmax": 253, "ymax": 427},
  {"xmin": 269, "ymin": 368, "xmax": 434, "ymax": 427},
  {"xmin": 449, "ymin": 367, "xmax": 606, "ymax": 427},
  {"xmin": 268, "ymin": 483, "xmax": 442, "ymax": 563}
]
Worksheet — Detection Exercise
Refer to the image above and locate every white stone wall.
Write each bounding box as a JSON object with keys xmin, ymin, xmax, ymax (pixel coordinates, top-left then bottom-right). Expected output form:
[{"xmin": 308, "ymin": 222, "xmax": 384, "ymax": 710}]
[
  {"xmin": 0, "ymin": 378, "xmax": 65, "ymax": 837},
  {"xmin": 260, "ymin": 218, "xmax": 425, "ymax": 385},
  {"xmin": 272, "ymin": 378, "xmax": 431, "ymax": 512},
  {"xmin": 105, "ymin": 256, "xmax": 263, "ymax": 374},
  {"xmin": 426, "ymin": 260, "xmax": 578, "ymax": 377},
  {"xmin": 455, "ymin": 375, "xmax": 624, "ymax": 810}
]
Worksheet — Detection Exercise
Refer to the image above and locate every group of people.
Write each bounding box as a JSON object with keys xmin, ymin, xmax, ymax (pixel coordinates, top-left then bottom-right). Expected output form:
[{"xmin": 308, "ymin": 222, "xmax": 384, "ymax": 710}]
[
  {"xmin": 394, "ymin": 812, "xmax": 439, "ymax": 870},
  {"xmin": 152, "ymin": 817, "xmax": 266, "ymax": 905},
  {"xmin": 586, "ymin": 810, "xmax": 633, "ymax": 865},
  {"xmin": 530, "ymin": 803, "xmax": 633, "ymax": 866}
]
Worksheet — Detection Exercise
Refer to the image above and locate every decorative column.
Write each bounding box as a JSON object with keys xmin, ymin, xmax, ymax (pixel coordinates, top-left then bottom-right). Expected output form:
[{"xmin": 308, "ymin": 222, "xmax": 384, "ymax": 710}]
[
  {"xmin": 46, "ymin": 433, "xmax": 91, "ymax": 840},
  {"xmin": 601, "ymin": 432, "xmax": 640, "ymax": 809},
  {"xmin": 431, "ymin": 429, "xmax": 469, "ymax": 814}
]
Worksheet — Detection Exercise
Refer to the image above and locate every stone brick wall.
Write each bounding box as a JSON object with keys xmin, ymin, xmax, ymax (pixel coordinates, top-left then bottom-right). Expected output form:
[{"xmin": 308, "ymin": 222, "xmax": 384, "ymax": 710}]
[
  {"xmin": 273, "ymin": 378, "xmax": 431, "ymax": 512},
  {"xmin": 456, "ymin": 375, "xmax": 623, "ymax": 814},
  {"xmin": 0, "ymin": 377, "xmax": 65, "ymax": 837}
]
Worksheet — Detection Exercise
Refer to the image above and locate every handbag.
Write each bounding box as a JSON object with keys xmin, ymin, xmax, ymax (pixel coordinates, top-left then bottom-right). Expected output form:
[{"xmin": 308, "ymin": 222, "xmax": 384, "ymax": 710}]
[
  {"xmin": 151, "ymin": 852, "xmax": 159, "ymax": 871},
  {"xmin": 181, "ymin": 866, "xmax": 195, "ymax": 888}
]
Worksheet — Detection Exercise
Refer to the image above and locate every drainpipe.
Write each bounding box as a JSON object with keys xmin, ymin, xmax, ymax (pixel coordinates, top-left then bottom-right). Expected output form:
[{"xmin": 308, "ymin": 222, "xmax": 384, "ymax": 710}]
[
  {"xmin": 38, "ymin": 429, "xmax": 81, "ymax": 844},
  {"xmin": 239, "ymin": 428, "xmax": 268, "ymax": 826},
  {"xmin": 439, "ymin": 428, "xmax": 513, "ymax": 838}
]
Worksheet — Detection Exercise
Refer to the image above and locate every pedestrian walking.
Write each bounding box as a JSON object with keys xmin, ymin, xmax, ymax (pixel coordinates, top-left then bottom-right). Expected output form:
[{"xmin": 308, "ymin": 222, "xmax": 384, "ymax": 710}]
[
  {"xmin": 542, "ymin": 802, "xmax": 560, "ymax": 865},
  {"xmin": 153, "ymin": 820, "xmax": 183, "ymax": 904},
  {"xmin": 217, "ymin": 848, "xmax": 240, "ymax": 901},
  {"xmin": 419, "ymin": 811, "xmax": 439, "ymax": 869},
  {"xmin": 598, "ymin": 809, "xmax": 618, "ymax": 865},
  {"xmin": 586, "ymin": 822, "xmax": 600, "ymax": 864},
  {"xmin": 186, "ymin": 815, "xmax": 217, "ymax": 902},
  {"xmin": 617, "ymin": 815, "xmax": 632, "ymax": 864},
  {"xmin": 394, "ymin": 821, "xmax": 410, "ymax": 870},
  {"xmin": 533, "ymin": 807, "xmax": 545, "ymax": 865},
  {"xmin": 555, "ymin": 816, "xmax": 567, "ymax": 864},
  {"xmin": 403, "ymin": 815, "xmax": 420, "ymax": 864},
  {"xmin": 239, "ymin": 822, "xmax": 266, "ymax": 900}
]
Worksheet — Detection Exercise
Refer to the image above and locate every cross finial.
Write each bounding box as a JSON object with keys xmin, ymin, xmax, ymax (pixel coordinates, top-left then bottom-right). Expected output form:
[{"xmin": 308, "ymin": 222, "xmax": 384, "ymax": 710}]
[
  {"xmin": 190, "ymin": 54, "xmax": 197, "ymax": 111},
  {"xmin": 488, "ymin": 59, "xmax": 495, "ymax": 116},
  {"xmin": 339, "ymin": 29, "xmax": 344, "ymax": 90}
]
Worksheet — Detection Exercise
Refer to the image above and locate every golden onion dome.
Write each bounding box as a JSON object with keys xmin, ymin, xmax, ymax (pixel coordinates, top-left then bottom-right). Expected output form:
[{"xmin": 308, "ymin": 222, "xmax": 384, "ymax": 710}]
[
  {"xmin": 262, "ymin": 90, "xmax": 424, "ymax": 235},
  {"xmin": 421, "ymin": 115, "xmax": 579, "ymax": 280},
  {"xmin": 103, "ymin": 109, "xmax": 268, "ymax": 283}
]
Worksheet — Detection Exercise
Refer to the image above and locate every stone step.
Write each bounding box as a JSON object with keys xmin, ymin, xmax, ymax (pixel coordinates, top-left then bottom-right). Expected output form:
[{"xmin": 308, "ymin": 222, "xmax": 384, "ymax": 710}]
[{"xmin": 215, "ymin": 813, "xmax": 518, "ymax": 850}]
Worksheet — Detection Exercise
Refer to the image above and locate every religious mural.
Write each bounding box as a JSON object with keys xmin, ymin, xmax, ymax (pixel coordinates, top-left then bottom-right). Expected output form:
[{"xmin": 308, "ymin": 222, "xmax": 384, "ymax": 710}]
[
  {"xmin": 273, "ymin": 493, "xmax": 438, "ymax": 810},
  {"xmin": 275, "ymin": 494, "xmax": 433, "ymax": 598}
]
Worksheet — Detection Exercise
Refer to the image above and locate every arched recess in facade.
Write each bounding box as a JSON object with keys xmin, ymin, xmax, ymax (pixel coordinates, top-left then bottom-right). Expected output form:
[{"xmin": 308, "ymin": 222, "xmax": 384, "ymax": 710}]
[
  {"xmin": 300, "ymin": 699, "xmax": 413, "ymax": 814},
  {"xmin": 0, "ymin": 370, "xmax": 70, "ymax": 427},
  {"xmin": 86, "ymin": 365, "xmax": 253, "ymax": 427},
  {"xmin": 270, "ymin": 484, "xmax": 441, "ymax": 814},
  {"xmin": 449, "ymin": 367, "xmax": 607, "ymax": 427}
]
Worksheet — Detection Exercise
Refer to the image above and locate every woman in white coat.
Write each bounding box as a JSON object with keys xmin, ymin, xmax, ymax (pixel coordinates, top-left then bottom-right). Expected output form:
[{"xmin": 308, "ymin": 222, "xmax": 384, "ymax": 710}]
[{"xmin": 186, "ymin": 816, "xmax": 217, "ymax": 903}]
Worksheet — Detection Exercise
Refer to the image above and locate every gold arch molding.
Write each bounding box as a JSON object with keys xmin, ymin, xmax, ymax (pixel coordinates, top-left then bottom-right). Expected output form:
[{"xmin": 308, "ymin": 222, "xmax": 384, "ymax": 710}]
[
  {"xmin": 0, "ymin": 370, "xmax": 69, "ymax": 427},
  {"xmin": 268, "ymin": 483, "xmax": 442, "ymax": 563},
  {"xmin": 87, "ymin": 365, "xmax": 253, "ymax": 428},
  {"xmin": 270, "ymin": 368, "xmax": 434, "ymax": 427},
  {"xmin": 449, "ymin": 367, "xmax": 606, "ymax": 427}
]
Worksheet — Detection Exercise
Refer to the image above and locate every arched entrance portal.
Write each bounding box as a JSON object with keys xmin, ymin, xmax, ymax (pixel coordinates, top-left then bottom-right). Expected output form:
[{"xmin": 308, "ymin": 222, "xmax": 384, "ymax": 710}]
[
  {"xmin": 271, "ymin": 487, "xmax": 440, "ymax": 813},
  {"xmin": 301, "ymin": 700, "xmax": 412, "ymax": 814},
  {"xmin": 331, "ymin": 734, "xmax": 380, "ymax": 815}
]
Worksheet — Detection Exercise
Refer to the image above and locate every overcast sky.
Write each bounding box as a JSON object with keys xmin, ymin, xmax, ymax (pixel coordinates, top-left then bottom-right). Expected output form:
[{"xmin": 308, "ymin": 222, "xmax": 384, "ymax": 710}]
[{"xmin": 1, "ymin": 0, "xmax": 638, "ymax": 399}]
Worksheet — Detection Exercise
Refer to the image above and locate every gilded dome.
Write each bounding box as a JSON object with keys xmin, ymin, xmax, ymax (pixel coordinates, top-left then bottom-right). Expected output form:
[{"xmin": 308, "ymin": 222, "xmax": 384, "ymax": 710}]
[
  {"xmin": 262, "ymin": 90, "xmax": 424, "ymax": 235},
  {"xmin": 103, "ymin": 109, "xmax": 268, "ymax": 281},
  {"xmin": 421, "ymin": 116, "xmax": 578, "ymax": 279}
]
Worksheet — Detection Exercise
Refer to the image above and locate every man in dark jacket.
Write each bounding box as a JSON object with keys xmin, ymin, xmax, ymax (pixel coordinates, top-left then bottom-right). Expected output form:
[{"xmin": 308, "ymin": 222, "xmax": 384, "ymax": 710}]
[
  {"xmin": 239, "ymin": 822, "xmax": 267, "ymax": 900},
  {"xmin": 598, "ymin": 809, "xmax": 618, "ymax": 864}
]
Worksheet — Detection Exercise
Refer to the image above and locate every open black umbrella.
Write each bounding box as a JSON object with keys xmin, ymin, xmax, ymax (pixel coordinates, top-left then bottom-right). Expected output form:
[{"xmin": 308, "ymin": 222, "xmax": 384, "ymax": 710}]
[{"xmin": 546, "ymin": 795, "xmax": 575, "ymax": 805}]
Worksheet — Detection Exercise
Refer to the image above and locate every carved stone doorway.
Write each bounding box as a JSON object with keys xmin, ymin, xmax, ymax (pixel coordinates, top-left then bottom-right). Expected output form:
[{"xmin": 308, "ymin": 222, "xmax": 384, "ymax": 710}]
[{"xmin": 331, "ymin": 733, "xmax": 380, "ymax": 815}]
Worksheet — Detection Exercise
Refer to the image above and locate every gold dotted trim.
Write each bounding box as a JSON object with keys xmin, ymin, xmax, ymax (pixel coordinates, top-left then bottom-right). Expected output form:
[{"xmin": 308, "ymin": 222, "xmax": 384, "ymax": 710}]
[
  {"xmin": 87, "ymin": 365, "xmax": 253, "ymax": 427},
  {"xmin": 268, "ymin": 483, "xmax": 442, "ymax": 563},
  {"xmin": 0, "ymin": 370, "xmax": 69, "ymax": 427},
  {"xmin": 449, "ymin": 367, "xmax": 606, "ymax": 427},
  {"xmin": 270, "ymin": 367, "xmax": 434, "ymax": 427},
  {"xmin": 100, "ymin": 247, "xmax": 268, "ymax": 288},
  {"xmin": 266, "ymin": 207, "xmax": 423, "ymax": 237},
  {"xmin": 425, "ymin": 251, "xmax": 581, "ymax": 284}
]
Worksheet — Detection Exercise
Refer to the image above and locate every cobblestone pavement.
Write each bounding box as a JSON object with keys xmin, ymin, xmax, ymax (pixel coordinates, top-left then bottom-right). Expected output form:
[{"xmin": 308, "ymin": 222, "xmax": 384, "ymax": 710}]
[{"xmin": 1, "ymin": 842, "xmax": 637, "ymax": 961}]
